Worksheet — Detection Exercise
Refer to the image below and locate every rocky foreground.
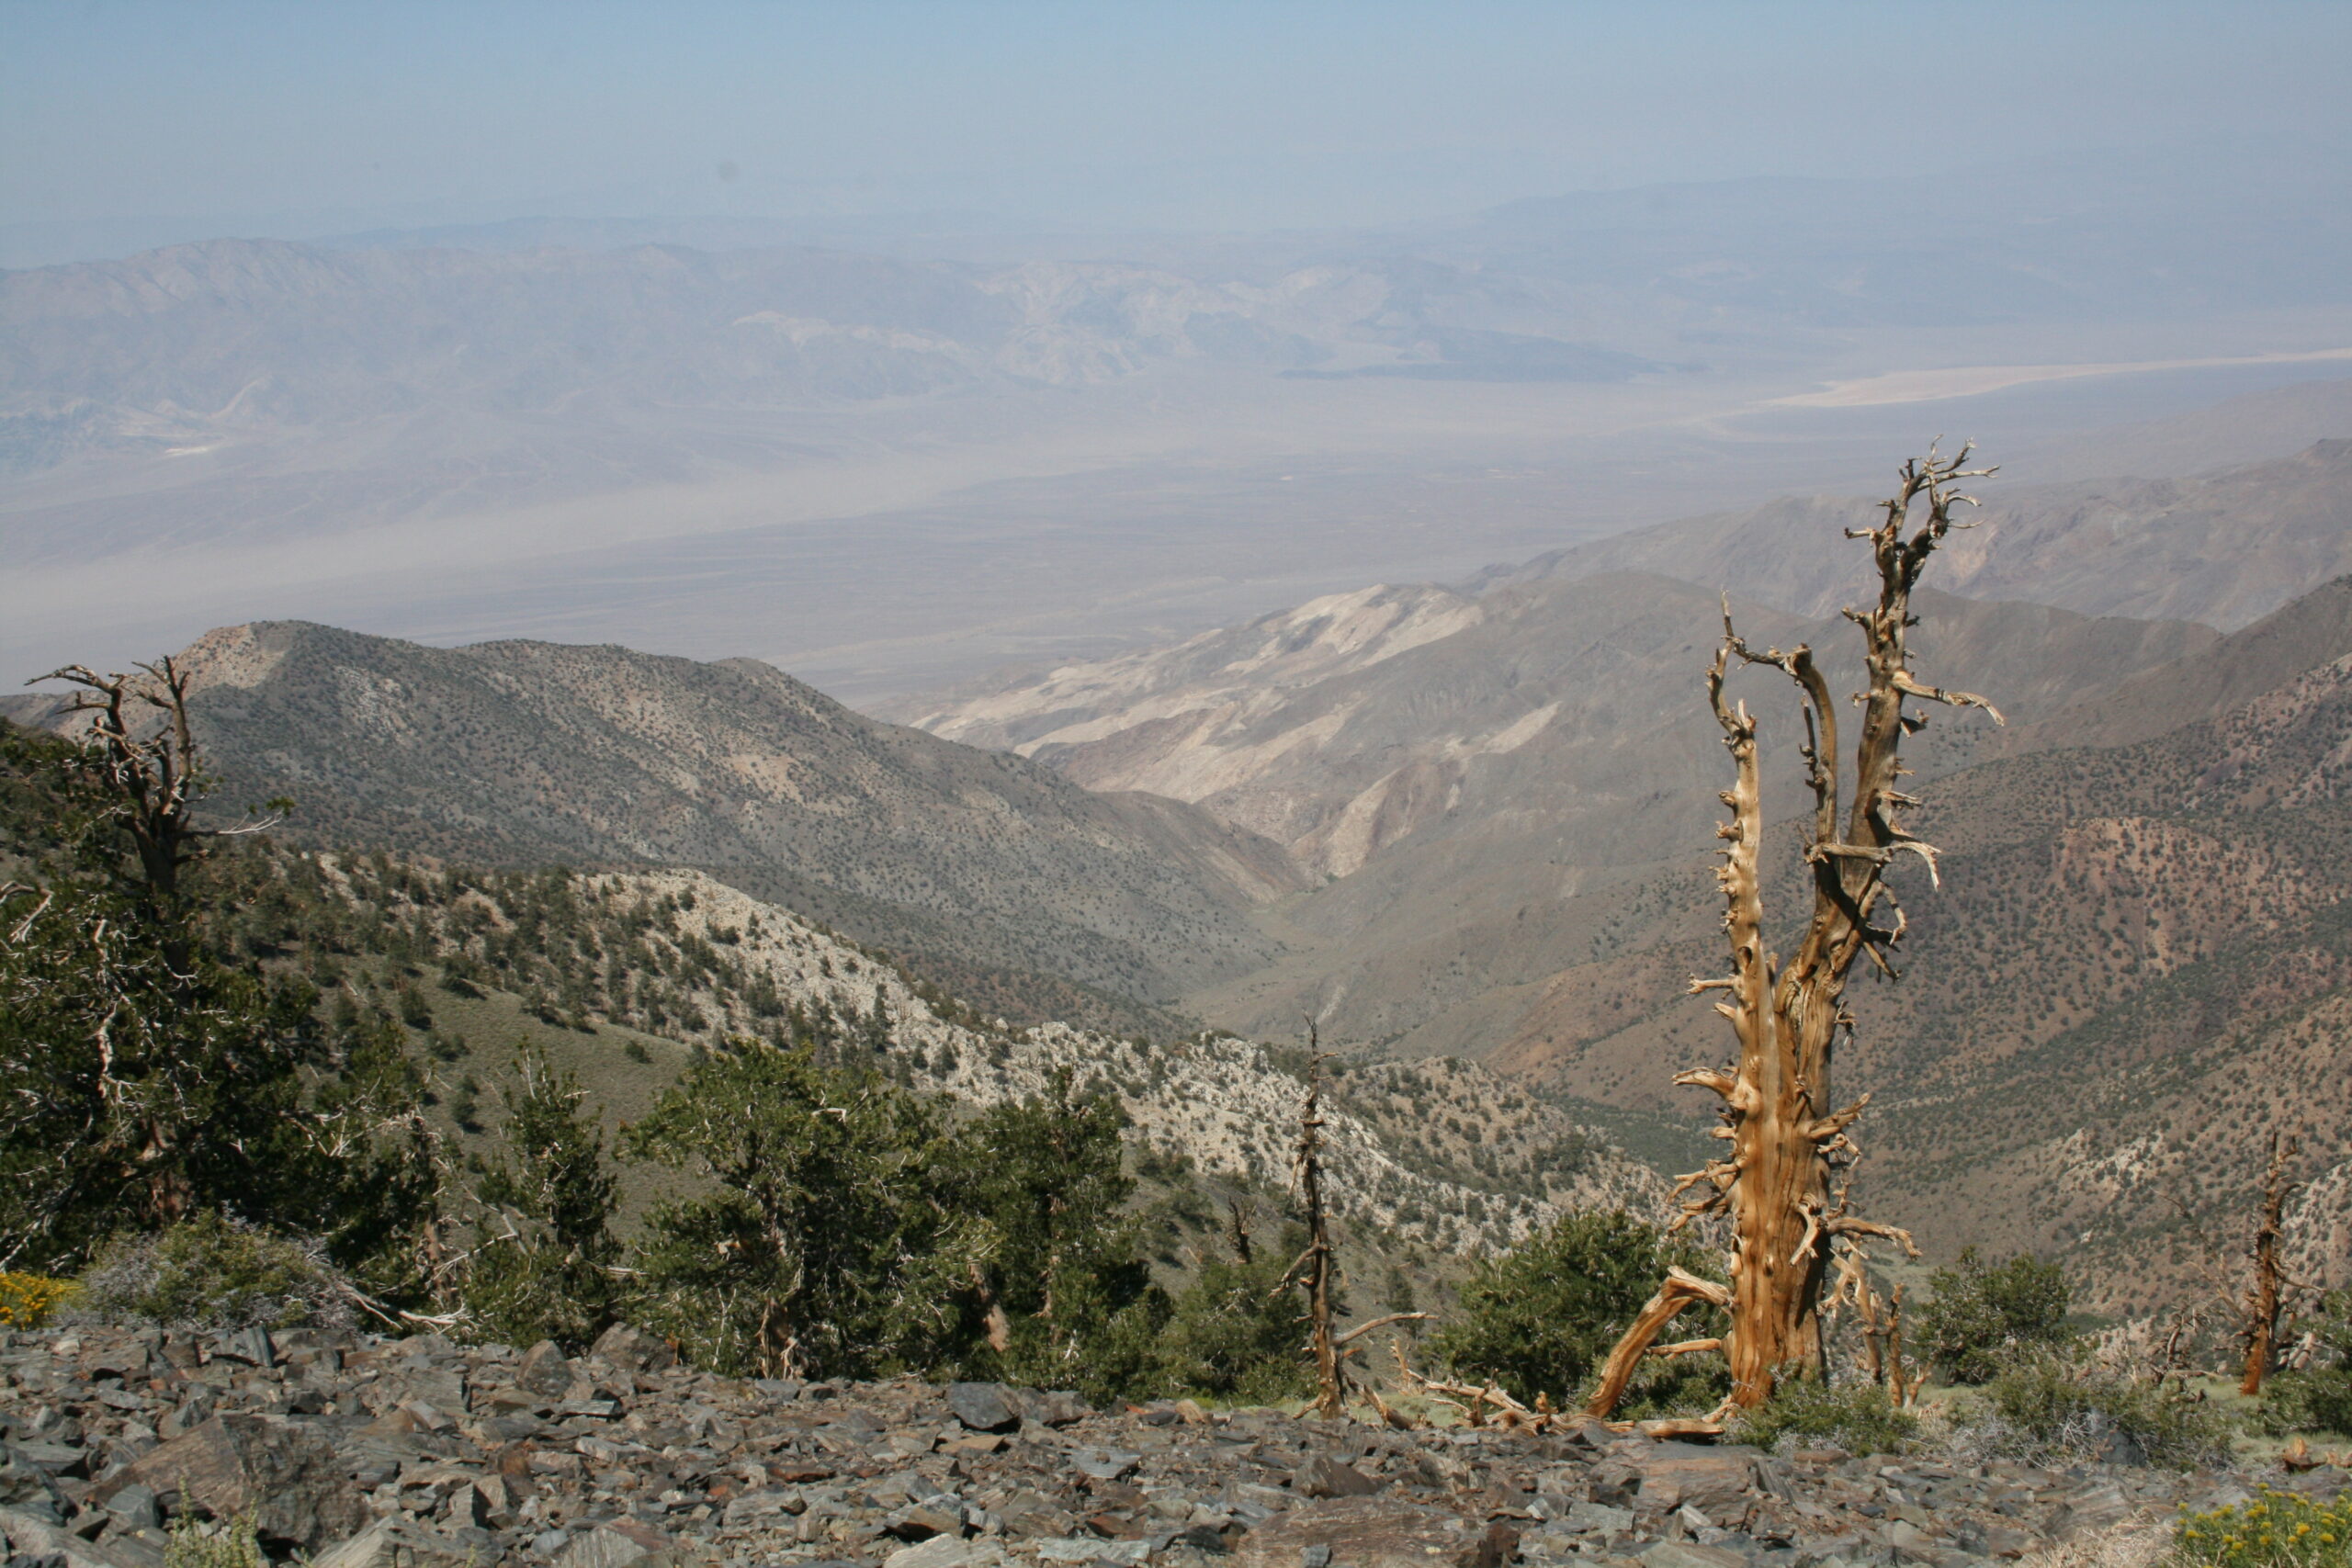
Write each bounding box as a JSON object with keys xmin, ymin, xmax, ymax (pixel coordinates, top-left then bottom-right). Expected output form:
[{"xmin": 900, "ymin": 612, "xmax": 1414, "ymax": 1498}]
[{"xmin": 4, "ymin": 1325, "xmax": 2344, "ymax": 1568}]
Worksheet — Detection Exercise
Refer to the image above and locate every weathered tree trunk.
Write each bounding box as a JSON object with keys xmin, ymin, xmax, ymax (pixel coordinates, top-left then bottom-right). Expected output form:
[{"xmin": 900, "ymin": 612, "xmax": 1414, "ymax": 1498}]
[
  {"xmin": 1291, "ymin": 1034, "xmax": 1345, "ymax": 1418},
  {"xmin": 2240, "ymin": 1132, "xmax": 2300, "ymax": 1396},
  {"xmin": 1589, "ymin": 446, "xmax": 2003, "ymax": 1419}
]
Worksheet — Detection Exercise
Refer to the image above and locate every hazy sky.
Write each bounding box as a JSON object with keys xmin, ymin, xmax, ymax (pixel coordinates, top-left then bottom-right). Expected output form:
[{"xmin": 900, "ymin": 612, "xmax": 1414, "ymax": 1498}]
[{"xmin": 6, "ymin": 0, "xmax": 2351, "ymax": 237}]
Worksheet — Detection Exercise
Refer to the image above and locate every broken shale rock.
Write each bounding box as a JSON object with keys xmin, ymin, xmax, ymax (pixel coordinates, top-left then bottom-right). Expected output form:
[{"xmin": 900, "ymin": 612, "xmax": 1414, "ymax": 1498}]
[
  {"xmin": 311, "ymin": 1515, "xmax": 498, "ymax": 1568},
  {"xmin": 1230, "ymin": 1498, "xmax": 1495, "ymax": 1568},
  {"xmin": 5, "ymin": 1323, "xmax": 2346, "ymax": 1568},
  {"xmin": 101, "ymin": 1415, "xmax": 366, "ymax": 1551},
  {"xmin": 1291, "ymin": 1455, "xmax": 1381, "ymax": 1500}
]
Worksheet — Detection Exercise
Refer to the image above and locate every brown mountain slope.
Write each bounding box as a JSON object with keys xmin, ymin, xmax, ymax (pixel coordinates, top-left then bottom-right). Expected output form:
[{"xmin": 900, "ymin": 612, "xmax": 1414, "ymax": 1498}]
[
  {"xmin": 2007, "ymin": 575, "xmax": 2352, "ymax": 752},
  {"xmin": 903, "ymin": 571, "xmax": 2217, "ymax": 1054},
  {"xmin": 1491, "ymin": 440, "xmax": 2352, "ymax": 632},
  {"xmin": 29, "ymin": 620, "xmax": 1306, "ymax": 1021},
  {"xmin": 1492, "ymin": 583, "xmax": 2352, "ymax": 1310}
]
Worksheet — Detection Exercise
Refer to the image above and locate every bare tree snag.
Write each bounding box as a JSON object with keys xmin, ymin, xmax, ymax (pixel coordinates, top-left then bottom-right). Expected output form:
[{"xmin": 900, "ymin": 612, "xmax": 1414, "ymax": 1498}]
[
  {"xmin": 1227, "ymin": 1197, "xmax": 1256, "ymax": 1265},
  {"xmin": 1589, "ymin": 445, "xmax": 2002, "ymax": 1416},
  {"xmin": 1285, "ymin": 1026, "xmax": 1345, "ymax": 1418},
  {"xmin": 1883, "ymin": 1284, "xmax": 1926, "ymax": 1408},
  {"xmin": 2241, "ymin": 1131, "xmax": 2301, "ymax": 1396},
  {"xmin": 1830, "ymin": 1247, "xmax": 1920, "ymax": 1407}
]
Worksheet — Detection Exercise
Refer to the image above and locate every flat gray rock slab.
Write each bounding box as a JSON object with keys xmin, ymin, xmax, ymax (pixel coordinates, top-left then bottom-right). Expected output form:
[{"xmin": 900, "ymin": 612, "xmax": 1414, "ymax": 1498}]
[
  {"xmin": 946, "ymin": 1382, "xmax": 1020, "ymax": 1433},
  {"xmin": 886, "ymin": 1538, "xmax": 1008, "ymax": 1568},
  {"xmin": 312, "ymin": 1517, "xmax": 495, "ymax": 1568},
  {"xmin": 1229, "ymin": 1498, "xmax": 1506, "ymax": 1568},
  {"xmin": 1035, "ymin": 1540, "xmax": 1150, "ymax": 1565},
  {"xmin": 1640, "ymin": 1543, "xmax": 1749, "ymax": 1568},
  {"xmin": 555, "ymin": 1519, "xmax": 679, "ymax": 1568},
  {"xmin": 1070, "ymin": 1449, "xmax": 1144, "ymax": 1482}
]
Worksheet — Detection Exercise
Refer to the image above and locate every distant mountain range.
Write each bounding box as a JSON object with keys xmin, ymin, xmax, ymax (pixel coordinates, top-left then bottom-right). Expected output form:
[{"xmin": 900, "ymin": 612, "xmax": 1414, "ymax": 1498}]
[
  {"xmin": 1492, "ymin": 440, "xmax": 2352, "ymax": 631},
  {"xmin": 902, "ymin": 439, "xmax": 2352, "ymax": 1305},
  {"xmin": 0, "ymin": 235, "xmax": 1670, "ymax": 477}
]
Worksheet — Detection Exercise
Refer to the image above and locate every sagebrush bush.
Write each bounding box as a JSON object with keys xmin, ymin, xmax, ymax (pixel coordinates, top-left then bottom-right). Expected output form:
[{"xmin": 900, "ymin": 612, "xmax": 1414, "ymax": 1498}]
[
  {"xmin": 75, "ymin": 1211, "xmax": 353, "ymax": 1333},
  {"xmin": 163, "ymin": 1517, "xmax": 266, "ymax": 1568},
  {"xmin": 1732, "ymin": 1377, "xmax": 1918, "ymax": 1456},
  {"xmin": 0, "ymin": 1271, "xmax": 77, "ymax": 1327},
  {"xmin": 1954, "ymin": 1350, "xmax": 2233, "ymax": 1471},
  {"xmin": 2174, "ymin": 1485, "xmax": 2352, "ymax": 1568}
]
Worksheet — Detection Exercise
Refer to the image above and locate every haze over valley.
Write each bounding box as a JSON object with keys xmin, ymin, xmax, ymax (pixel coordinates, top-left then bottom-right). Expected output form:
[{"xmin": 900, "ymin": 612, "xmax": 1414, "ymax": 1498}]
[{"xmin": 7, "ymin": 133, "xmax": 2352, "ymax": 697}]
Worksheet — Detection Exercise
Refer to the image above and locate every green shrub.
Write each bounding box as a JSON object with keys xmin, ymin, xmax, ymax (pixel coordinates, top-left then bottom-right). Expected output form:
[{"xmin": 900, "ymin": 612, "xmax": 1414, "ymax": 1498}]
[
  {"xmin": 942, "ymin": 1069, "xmax": 1170, "ymax": 1404},
  {"xmin": 1430, "ymin": 1209, "xmax": 1728, "ymax": 1417},
  {"xmin": 1916, "ymin": 1247, "xmax": 2076, "ymax": 1384},
  {"xmin": 1958, "ymin": 1350, "xmax": 2233, "ymax": 1471},
  {"xmin": 2174, "ymin": 1485, "xmax": 2352, "ymax": 1568},
  {"xmin": 1731, "ymin": 1378, "xmax": 1918, "ymax": 1456},
  {"xmin": 76, "ymin": 1212, "xmax": 351, "ymax": 1332},
  {"xmin": 2259, "ymin": 1292, "xmax": 2352, "ymax": 1439},
  {"xmin": 1157, "ymin": 1242, "xmax": 1317, "ymax": 1406},
  {"xmin": 624, "ymin": 1042, "xmax": 984, "ymax": 1379}
]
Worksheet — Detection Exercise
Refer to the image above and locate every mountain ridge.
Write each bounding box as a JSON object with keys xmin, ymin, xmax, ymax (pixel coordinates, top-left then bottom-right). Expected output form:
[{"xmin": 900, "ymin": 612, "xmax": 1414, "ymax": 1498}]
[
  {"xmin": 901, "ymin": 570, "xmax": 2222, "ymax": 1054},
  {"xmin": 19, "ymin": 618, "xmax": 1308, "ymax": 1030},
  {"xmin": 1487, "ymin": 440, "xmax": 2352, "ymax": 632}
]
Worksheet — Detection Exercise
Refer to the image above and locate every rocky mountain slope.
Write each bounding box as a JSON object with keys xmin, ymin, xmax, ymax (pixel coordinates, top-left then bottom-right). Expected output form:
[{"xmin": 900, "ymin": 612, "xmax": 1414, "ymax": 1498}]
[
  {"xmin": 9, "ymin": 1321, "xmax": 2298, "ymax": 1568},
  {"xmin": 896, "ymin": 572, "xmax": 2213, "ymax": 1052},
  {"xmin": 1488, "ymin": 581, "xmax": 2352, "ymax": 1313},
  {"xmin": 1493, "ymin": 441, "xmax": 2352, "ymax": 633},
  {"xmin": 17, "ymin": 620, "xmax": 1306, "ymax": 1029}
]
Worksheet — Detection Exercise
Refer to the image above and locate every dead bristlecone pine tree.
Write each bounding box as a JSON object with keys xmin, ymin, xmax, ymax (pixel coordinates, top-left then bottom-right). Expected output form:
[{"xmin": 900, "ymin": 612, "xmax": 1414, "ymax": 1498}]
[
  {"xmin": 1587, "ymin": 443, "xmax": 2005, "ymax": 1423},
  {"xmin": 1288, "ymin": 1030, "xmax": 1346, "ymax": 1419},
  {"xmin": 2240, "ymin": 1131, "xmax": 2302, "ymax": 1396}
]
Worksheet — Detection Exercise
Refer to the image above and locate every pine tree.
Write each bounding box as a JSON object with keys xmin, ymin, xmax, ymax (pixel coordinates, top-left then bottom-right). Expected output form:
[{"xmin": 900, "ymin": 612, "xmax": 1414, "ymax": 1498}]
[
  {"xmin": 624, "ymin": 1041, "xmax": 985, "ymax": 1379},
  {"xmin": 949, "ymin": 1068, "xmax": 1167, "ymax": 1401},
  {"xmin": 461, "ymin": 1044, "xmax": 619, "ymax": 1350},
  {"xmin": 1, "ymin": 691, "xmax": 430, "ymax": 1277}
]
